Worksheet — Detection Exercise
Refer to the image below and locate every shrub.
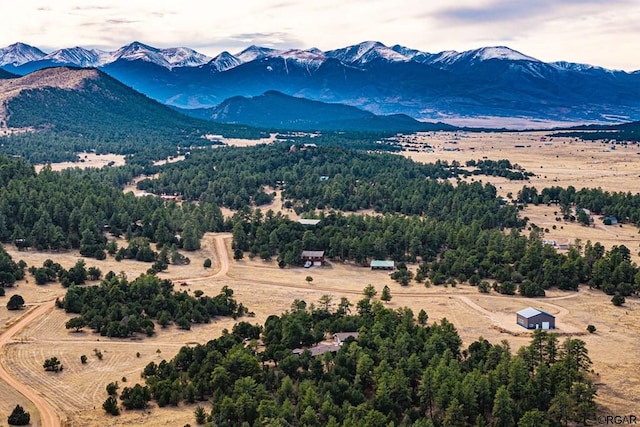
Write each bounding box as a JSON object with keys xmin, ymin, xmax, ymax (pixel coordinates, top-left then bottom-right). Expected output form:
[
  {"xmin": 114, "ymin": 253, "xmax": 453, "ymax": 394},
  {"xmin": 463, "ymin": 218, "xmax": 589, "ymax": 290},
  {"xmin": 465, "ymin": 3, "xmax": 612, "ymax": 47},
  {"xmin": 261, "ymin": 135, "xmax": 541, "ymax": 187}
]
[
  {"xmin": 7, "ymin": 404, "xmax": 30, "ymax": 425},
  {"xmin": 6, "ymin": 294, "xmax": 25, "ymax": 310},
  {"xmin": 612, "ymin": 294, "xmax": 626, "ymax": 306},
  {"xmin": 587, "ymin": 324, "xmax": 596, "ymax": 333}
]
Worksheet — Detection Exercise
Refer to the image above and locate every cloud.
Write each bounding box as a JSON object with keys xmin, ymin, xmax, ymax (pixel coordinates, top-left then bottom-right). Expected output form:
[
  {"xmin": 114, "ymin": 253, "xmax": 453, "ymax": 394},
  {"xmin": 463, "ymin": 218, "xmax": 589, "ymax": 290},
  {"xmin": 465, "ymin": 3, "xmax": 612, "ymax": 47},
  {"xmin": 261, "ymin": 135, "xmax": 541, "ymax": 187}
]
[
  {"xmin": 105, "ymin": 19, "xmax": 140, "ymax": 25},
  {"xmin": 434, "ymin": 0, "xmax": 630, "ymax": 24},
  {"xmin": 71, "ymin": 5, "xmax": 113, "ymax": 11}
]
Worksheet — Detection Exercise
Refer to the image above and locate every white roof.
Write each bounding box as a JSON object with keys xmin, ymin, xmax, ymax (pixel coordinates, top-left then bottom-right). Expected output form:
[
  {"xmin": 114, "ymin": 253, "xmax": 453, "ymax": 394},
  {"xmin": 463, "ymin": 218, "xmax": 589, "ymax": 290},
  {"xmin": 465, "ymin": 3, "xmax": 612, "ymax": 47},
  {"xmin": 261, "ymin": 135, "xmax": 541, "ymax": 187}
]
[
  {"xmin": 517, "ymin": 307, "xmax": 542, "ymax": 318},
  {"xmin": 299, "ymin": 219, "xmax": 321, "ymax": 226}
]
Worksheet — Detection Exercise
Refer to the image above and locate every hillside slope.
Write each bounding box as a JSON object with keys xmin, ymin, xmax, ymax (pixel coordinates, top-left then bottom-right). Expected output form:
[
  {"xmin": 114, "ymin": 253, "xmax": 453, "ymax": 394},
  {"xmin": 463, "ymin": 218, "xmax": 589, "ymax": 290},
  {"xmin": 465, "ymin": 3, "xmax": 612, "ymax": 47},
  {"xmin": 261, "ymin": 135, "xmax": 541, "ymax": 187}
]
[
  {"xmin": 0, "ymin": 67, "xmax": 262, "ymax": 163},
  {"xmin": 198, "ymin": 90, "xmax": 455, "ymax": 131}
]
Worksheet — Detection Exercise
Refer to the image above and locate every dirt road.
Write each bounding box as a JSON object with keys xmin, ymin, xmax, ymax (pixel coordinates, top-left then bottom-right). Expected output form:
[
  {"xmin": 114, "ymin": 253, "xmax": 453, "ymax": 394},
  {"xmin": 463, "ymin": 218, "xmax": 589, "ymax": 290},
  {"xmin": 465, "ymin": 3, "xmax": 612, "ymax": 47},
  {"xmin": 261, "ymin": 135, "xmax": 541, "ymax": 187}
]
[{"xmin": 0, "ymin": 300, "xmax": 61, "ymax": 427}]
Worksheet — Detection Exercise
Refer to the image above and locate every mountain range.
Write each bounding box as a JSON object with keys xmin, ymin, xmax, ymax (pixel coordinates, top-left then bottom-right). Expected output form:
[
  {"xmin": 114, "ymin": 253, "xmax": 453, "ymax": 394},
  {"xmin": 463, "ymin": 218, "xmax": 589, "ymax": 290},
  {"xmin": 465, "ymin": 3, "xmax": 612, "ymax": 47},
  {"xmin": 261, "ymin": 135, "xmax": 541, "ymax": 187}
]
[{"xmin": 2, "ymin": 40, "xmax": 640, "ymax": 126}]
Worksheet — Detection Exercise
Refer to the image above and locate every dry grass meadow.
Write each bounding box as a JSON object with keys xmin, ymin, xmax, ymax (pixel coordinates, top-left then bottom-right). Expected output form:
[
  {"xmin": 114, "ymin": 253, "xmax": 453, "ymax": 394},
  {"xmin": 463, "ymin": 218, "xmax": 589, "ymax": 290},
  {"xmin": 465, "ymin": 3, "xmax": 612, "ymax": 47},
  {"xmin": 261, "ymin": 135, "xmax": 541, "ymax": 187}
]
[{"xmin": 1, "ymin": 131, "xmax": 640, "ymax": 425}]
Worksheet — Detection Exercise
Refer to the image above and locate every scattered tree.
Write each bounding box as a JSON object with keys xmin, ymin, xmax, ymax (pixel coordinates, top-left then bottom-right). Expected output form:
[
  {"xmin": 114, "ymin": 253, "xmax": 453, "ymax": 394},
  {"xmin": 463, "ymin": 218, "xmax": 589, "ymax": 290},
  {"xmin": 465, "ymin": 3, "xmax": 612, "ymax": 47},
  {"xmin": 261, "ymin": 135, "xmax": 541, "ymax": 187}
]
[
  {"xmin": 203, "ymin": 258, "xmax": 212, "ymax": 268},
  {"xmin": 6, "ymin": 294, "xmax": 25, "ymax": 310},
  {"xmin": 7, "ymin": 404, "xmax": 30, "ymax": 425},
  {"xmin": 107, "ymin": 381, "xmax": 119, "ymax": 396},
  {"xmin": 587, "ymin": 324, "xmax": 596, "ymax": 334},
  {"xmin": 80, "ymin": 355, "xmax": 88, "ymax": 364},
  {"xmin": 305, "ymin": 276, "xmax": 313, "ymax": 284},
  {"xmin": 380, "ymin": 285, "xmax": 392, "ymax": 302},
  {"xmin": 418, "ymin": 309, "xmax": 428, "ymax": 325},
  {"xmin": 43, "ymin": 356, "xmax": 62, "ymax": 372},
  {"xmin": 65, "ymin": 317, "xmax": 87, "ymax": 332},
  {"xmin": 103, "ymin": 396, "xmax": 120, "ymax": 416},
  {"xmin": 194, "ymin": 405, "xmax": 207, "ymax": 425},
  {"xmin": 363, "ymin": 284, "xmax": 377, "ymax": 298},
  {"xmin": 611, "ymin": 294, "xmax": 626, "ymax": 306}
]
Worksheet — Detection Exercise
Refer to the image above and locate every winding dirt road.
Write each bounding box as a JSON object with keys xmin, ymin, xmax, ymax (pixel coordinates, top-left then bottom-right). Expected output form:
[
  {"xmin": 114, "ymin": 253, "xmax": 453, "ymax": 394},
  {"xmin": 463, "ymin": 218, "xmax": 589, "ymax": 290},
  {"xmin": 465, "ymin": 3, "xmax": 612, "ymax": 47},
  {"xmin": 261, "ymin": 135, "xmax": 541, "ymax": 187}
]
[{"xmin": 0, "ymin": 299, "xmax": 61, "ymax": 426}]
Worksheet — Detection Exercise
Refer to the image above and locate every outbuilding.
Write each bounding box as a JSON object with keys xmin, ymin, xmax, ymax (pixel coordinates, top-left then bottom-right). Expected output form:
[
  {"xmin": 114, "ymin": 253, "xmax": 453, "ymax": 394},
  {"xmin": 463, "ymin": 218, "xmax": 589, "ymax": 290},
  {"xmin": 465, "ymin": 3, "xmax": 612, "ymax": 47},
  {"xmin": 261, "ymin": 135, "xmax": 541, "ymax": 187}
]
[
  {"xmin": 370, "ymin": 260, "xmax": 395, "ymax": 271},
  {"xmin": 301, "ymin": 250, "xmax": 325, "ymax": 266},
  {"xmin": 516, "ymin": 307, "xmax": 555, "ymax": 330}
]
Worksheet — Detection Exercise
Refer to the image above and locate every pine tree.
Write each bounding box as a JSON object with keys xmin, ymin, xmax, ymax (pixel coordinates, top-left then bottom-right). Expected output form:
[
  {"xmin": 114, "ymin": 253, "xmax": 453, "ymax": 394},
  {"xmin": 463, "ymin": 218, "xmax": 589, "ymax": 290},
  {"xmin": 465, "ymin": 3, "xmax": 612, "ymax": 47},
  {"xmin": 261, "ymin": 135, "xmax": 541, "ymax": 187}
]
[{"xmin": 381, "ymin": 285, "xmax": 392, "ymax": 302}]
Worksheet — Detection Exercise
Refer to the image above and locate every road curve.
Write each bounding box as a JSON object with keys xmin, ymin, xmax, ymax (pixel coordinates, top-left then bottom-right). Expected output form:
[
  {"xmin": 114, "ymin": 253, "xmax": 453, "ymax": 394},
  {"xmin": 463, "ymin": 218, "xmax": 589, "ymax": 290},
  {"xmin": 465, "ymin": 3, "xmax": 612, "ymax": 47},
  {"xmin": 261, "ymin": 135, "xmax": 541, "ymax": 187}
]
[{"xmin": 0, "ymin": 299, "xmax": 61, "ymax": 427}]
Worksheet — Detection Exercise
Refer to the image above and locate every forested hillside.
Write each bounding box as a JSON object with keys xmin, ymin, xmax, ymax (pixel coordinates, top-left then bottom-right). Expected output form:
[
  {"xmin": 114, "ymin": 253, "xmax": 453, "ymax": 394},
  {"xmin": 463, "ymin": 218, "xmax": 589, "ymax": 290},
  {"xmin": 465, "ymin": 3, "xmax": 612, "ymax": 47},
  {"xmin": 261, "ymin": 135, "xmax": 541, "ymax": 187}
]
[
  {"xmin": 109, "ymin": 298, "xmax": 596, "ymax": 426},
  {"xmin": 0, "ymin": 67, "xmax": 263, "ymax": 164}
]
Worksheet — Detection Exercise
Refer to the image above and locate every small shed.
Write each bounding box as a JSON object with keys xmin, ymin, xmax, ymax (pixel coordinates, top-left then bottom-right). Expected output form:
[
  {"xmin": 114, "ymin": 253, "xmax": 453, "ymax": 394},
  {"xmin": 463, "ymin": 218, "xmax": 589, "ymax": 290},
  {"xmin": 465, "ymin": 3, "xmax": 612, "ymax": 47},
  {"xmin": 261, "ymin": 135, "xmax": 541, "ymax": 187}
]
[
  {"xmin": 516, "ymin": 307, "xmax": 555, "ymax": 330},
  {"xmin": 371, "ymin": 260, "xmax": 395, "ymax": 271},
  {"xmin": 301, "ymin": 250, "xmax": 325, "ymax": 266},
  {"xmin": 603, "ymin": 216, "xmax": 618, "ymax": 225}
]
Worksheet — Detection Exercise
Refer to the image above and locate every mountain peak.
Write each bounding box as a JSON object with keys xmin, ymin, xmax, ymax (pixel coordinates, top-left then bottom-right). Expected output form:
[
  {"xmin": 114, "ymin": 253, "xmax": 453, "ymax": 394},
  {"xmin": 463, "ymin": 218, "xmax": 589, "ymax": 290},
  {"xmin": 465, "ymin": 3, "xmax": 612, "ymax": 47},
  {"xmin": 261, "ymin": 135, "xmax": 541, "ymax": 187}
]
[
  {"xmin": 160, "ymin": 47, "xmax": 211, "ymax": 67},
  {"xmin": 470, "ymin": 46, "xmax": 539, "ymax": 62},
  {"xmin": 208, "ymin": 51, "xmax": 241, "ymax": 72},
  {"xmin": 43, "ymin": 47, "xmax": 104, "ymax": 67},
  {"xmin": 0, "ymin": 42, "xmax": 46, "ymax": 66},
  {"xmin": 235, "ymin": 45, "xmax": 280, "ymax": 63},
  {"xmin": 111, "ymin": 41, "xmax": 169, "ymax": 67},
  {"xmin": 326, "ymin": 40, "xmax": 409, "ymax": 65}
]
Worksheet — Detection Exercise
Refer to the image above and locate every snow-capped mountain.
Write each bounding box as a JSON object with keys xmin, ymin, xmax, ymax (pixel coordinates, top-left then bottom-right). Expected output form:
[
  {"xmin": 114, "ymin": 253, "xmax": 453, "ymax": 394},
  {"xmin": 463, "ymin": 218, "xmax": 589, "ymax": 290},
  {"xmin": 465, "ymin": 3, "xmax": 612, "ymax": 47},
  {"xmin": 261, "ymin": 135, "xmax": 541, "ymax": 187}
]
[
  {"xmin": 1, "ymin": 40, "xmax": 640, "ymax": 125},
  {"xmin": 235, "ymin": 45, "xmax": 279, "ymax": 63},
  {"xmin": 326, "ymin": 41, "xmax": 410, "ymax": 65},
  {"xmin": 428, "ymin": 46, "xmax": 539, "ymax": 68},
  {"xmin": 0, "ymin": 42, "xmax": 46, "ymax": 66},
  {"xmin": 278, "ymin": 49, "xmax": 326, "ymax": 71},
  {"xmin": 109, "ymin": 41, "xmax": 171, "ymax": 68},
  {"xmin": 207, "ymin": 51, "xmax": 242, "ymax": 72},
  {"xmin": 0, "ymin": 41, "xmax": 211, "ymax": 71},
  {"xmin": 42, "ymin": 47, "xmax": 107, "ymax": 67},
  {"xmin": 160, "ymin": 47, "xmax": 211, "ymax": 68}
]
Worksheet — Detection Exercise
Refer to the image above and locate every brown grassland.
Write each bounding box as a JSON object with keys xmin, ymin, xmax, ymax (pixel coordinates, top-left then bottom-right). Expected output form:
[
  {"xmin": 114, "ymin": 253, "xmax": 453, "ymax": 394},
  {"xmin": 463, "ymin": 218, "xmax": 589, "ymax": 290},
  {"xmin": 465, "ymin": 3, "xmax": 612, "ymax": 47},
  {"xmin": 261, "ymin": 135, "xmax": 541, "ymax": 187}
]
[{"xmin": 1, "ymin": 131, "xmax": 640, "ymax": 425}]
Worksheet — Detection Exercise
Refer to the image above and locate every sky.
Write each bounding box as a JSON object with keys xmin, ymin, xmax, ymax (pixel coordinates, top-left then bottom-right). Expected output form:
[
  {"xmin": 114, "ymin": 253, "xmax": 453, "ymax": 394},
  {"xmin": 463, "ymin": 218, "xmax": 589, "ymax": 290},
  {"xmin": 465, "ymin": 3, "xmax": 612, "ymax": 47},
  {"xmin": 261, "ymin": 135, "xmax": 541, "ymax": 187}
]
[{"xmin": 1, "ymin": 0, "xmax": 639, "ymax": 71}]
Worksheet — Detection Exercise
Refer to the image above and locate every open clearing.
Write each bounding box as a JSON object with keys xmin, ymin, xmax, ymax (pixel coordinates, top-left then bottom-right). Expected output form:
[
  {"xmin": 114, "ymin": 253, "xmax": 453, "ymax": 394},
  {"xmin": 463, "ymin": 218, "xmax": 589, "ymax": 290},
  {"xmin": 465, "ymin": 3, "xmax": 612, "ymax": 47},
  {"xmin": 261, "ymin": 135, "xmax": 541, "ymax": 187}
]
[
  {"xmin": 1, "ymin": 131, "xmax": 640, "ymax": 425},
  {"xmin": 34, "ymin": 153, "xmax": 127, "ymax": 173}
]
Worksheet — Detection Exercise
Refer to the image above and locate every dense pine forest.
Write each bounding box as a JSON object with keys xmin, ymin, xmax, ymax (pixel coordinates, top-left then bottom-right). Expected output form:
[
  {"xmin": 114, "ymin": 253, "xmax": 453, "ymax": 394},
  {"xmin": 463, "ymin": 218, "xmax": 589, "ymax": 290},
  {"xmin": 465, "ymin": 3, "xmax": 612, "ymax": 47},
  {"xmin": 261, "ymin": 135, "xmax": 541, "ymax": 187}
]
[{"xmin": 105, "ymin": 298, "xmax": 596, "ymax": 426}]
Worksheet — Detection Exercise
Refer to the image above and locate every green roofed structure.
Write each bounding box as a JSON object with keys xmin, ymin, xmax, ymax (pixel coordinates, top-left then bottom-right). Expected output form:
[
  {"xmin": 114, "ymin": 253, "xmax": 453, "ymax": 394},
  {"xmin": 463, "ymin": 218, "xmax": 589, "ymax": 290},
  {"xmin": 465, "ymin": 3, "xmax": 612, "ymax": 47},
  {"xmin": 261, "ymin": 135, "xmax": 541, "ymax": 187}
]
[{"xmin": 370, "ymin": 260, "xmax": 395, "ymax": 270}]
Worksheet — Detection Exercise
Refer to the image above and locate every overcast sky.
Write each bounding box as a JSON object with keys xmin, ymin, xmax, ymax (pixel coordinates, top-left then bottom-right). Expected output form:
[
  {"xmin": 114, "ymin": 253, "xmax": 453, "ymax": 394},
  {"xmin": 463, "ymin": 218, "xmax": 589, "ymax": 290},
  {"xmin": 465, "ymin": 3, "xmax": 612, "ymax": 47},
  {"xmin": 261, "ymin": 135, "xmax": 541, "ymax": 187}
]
[{"xmin": 1, "ymin": 0, "xmax": 638, "ymax": 71}]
